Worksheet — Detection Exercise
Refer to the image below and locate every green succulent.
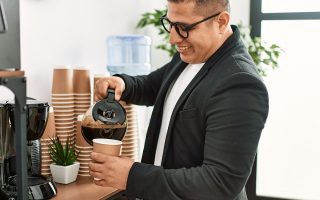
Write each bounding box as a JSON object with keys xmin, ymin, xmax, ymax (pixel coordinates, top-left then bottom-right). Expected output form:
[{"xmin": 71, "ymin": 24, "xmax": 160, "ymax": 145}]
[
  {"xmin": 136, "ymin": 9, "xmax": 283, "ymax": 76},
  {"xmin": 48, "ymin": 136, "xmax": 79, "ymax": 166}
]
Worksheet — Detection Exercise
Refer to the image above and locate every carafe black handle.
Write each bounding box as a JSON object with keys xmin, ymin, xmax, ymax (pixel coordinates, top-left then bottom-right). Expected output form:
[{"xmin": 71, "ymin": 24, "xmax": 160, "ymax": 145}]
[
  {"xmin": 105, "ymin": 89, "xmax": 115, "ymax": 103},
  {"xmin": 92, "ymin": 88, "xmax": 126, "ymax": 125}
]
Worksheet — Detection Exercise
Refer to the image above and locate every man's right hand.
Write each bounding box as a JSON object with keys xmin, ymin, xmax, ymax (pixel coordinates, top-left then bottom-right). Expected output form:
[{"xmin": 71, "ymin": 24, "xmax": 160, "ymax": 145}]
[{"xmin": 94, "ymin": 76, "xmax": 125, "ymax": 101}]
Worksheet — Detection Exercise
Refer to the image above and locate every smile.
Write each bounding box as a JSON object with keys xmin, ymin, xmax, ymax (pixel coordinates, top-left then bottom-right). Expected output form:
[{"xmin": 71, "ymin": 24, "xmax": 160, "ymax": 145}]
[{"xmin": 176, "ymin": 45, "xmax": 190, "ymax": 53}]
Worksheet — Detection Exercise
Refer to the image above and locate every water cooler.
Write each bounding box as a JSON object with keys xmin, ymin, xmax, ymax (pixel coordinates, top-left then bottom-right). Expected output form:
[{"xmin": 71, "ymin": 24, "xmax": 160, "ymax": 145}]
[{"xmin": 107, "ymin": 35, "xmax": 151, "ymax": 76}]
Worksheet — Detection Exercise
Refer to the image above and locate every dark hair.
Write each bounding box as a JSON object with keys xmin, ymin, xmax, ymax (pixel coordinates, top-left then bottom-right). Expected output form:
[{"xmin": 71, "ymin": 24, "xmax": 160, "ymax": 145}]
[{"xmin": 167, "ymin": 0, "xmax": 230, "ymax": 14}]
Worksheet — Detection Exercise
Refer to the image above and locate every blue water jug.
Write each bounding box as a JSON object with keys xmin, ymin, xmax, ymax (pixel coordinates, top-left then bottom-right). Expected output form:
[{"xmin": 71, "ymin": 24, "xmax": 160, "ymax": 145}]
[{"xmin": 107, "ymin": 35, "xmax": 151, "ymax": 76}]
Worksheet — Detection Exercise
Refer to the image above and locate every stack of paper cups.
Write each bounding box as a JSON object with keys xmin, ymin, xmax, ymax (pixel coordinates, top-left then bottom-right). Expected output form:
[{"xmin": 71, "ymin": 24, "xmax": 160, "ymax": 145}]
[
  {"xmin": 75, "ymin": 115, "xmax": 92, "ymax": 177},
  {"xmin": 51, "ymin": 67, "xmax": 75, "ymax": 146},
  {"xmin": 73, "ymin": 68, "xmax": 91, "ymax": 134},
  {"xmin": 40, "ymin": 107, "xmax": 56, "ymax": 175},
  {"xmin": 121, "ymin": 101, "xmax": 139, "ymax": 161}
]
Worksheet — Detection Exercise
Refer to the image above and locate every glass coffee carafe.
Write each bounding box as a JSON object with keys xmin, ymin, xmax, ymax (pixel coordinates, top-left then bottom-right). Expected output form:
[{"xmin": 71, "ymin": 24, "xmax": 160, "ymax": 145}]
[{"xmin": 81, "ymin": 89, "xmax": 127, "ymax": 145}]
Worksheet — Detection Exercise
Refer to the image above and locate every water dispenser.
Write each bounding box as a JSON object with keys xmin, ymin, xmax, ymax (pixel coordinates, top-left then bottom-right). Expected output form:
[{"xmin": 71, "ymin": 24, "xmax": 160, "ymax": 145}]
[{"xmin": 106, "ymin": 35, "xmax": 151, "ymax": 76}]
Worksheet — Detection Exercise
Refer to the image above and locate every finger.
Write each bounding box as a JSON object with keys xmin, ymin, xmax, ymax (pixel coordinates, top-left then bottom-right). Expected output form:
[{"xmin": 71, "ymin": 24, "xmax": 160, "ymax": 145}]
[
  {"xmin": 120, "ymin": 156, "xmax": 134, "ymax": 161},
  {"xmin": 94, "ymin": 78, "xmax": 102, "ymax": 87},
  {"xmin": 94, "ymin": 95, "xmax": 100, "ymax": 102},
  {"xmin": 94, "ymin": 92, "xmax": 104, "ymax": 101},
  {"xmin": 105, "ymin": 77, "xmax": 118, "ymax": 89},
  {"xmin": 89, "ymin": 170, "xmax": 104, "ymax": 180},
  {"xmin": 93, "ymin": 179, "xmax": 107, "ymax": 187},
  {"xmin": 98, "ymin": 80, "xmax": 109, "ymax": 98},
  {"xmin": 95, "ymin": 92, "xmax": 106, "ymax": 101},
  {"xmin": 107, "ymin": 78, "xmax": 123, "ymax": 100},
  {"xmin": 88, "ymin": 162, "xmax": 104, "ymax": 172},
  {"xmin": 114, "ymin": 77, "xmax": 125, "ymax": 101},
  {"xmin": 114, "ymin": 86, "xmax": 122, "ymax": 101},
  {"xmin": 90, "ymin": 152, "xmax": 109, "ymax": 163}
]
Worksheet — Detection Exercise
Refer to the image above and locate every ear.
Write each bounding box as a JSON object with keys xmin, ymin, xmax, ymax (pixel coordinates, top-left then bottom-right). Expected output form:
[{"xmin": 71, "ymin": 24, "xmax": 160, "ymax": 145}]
[{"xmin": 217, "ymin": 11, "xmax": 230, "ymax": 33}]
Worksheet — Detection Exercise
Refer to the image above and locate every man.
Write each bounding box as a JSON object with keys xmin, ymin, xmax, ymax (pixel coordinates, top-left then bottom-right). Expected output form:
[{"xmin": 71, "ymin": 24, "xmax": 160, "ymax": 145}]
[{"xmin": 90, "ymin": 0, "xmax": 269, "ymax": 199}]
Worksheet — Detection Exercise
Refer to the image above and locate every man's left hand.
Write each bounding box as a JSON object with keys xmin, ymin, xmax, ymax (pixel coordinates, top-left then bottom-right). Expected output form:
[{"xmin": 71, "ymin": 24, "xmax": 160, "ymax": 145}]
[{"xmin": 89, "ymin": 152, "xmax": 135, "ymax": 190}]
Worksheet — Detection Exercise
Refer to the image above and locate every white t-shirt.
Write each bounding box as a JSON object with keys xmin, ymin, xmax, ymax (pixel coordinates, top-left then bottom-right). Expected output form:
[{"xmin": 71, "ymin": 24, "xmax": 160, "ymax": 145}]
[{"xmin": 154, "ymin": 63, "xmax": 205, "ymax": 166}]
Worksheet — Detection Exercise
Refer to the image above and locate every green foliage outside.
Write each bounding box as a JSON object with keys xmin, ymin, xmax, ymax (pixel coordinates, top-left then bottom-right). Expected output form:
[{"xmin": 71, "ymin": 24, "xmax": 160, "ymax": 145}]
[
  {"xmin": 136, "ymin": 9, "xmax": 283, "ymax": 76},
  {"xmin": 136, "ymin": 9, "xmax": 177, "ymax": 57}
]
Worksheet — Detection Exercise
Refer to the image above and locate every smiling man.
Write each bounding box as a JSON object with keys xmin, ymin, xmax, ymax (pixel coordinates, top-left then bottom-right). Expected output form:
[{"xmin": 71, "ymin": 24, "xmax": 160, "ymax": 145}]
[{"xmin": 90, "ymin": 0, "xmax": 269, "ymax": 199}]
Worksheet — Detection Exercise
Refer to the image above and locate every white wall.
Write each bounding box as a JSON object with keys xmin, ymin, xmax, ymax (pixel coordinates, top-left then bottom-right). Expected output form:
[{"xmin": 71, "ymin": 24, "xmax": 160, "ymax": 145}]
[
  {"xmin": 15, "ymin": 0, "xmax": 249, "ymax": 102},
  {"xmin": 229, "ymin": 0, "xmax": 250, "ymax": 25},
  {"xmin": 19, "ymin": 0, "xmax": 163, "ymax": 101}
]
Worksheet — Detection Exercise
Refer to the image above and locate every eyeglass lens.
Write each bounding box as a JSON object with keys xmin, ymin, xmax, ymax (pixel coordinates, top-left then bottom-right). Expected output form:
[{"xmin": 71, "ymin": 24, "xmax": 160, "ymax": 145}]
[{"xmin": 161, "ymin": 18, "xmax": 188, "ymax": 38}]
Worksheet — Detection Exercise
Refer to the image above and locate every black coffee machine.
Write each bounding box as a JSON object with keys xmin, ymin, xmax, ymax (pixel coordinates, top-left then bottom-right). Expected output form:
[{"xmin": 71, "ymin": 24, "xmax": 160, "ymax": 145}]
[{"xmin": 0, "ymin": 100, "xmax": 57, "ymax": 199}]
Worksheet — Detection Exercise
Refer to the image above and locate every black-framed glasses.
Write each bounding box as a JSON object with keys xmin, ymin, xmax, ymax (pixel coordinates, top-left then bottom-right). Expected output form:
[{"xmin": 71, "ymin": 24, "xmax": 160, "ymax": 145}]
[{"xmin": 160, "ymin": 12, "xmax": 221, "ymax": 39}]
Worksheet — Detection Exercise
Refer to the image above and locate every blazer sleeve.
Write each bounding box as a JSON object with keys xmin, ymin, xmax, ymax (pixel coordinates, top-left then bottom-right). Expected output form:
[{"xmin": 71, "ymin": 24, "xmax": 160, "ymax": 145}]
[
  {"xmin": 115, "ymin": 58, "xmax": 175, "ymax": 106},
  {"xmin": 125, "ymin": 72, "xmax": 269, "ymax": 200}
]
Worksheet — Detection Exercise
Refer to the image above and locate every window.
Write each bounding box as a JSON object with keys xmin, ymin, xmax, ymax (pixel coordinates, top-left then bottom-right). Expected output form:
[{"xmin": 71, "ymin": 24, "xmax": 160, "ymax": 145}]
[
  {"xmin": 248, "ymin": 1, "xmax": 320, "ymax": 200},
  {"xmin": 262, "ymin": 0, "xmax": 320, "ymax": 13}
]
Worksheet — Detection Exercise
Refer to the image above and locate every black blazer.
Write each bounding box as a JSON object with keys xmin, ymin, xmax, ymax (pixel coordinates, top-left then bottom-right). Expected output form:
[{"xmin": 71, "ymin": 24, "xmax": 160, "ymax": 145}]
[{"xmin": 119, "ymin": 25, "xmax": 269, "ymax": 200}]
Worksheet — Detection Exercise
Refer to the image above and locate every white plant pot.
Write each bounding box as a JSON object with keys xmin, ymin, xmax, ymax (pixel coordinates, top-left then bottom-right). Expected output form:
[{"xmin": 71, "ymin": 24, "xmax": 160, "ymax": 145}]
[{"xmin": 50, "ymin": 162, "xmax": 80, "ymax": 184}]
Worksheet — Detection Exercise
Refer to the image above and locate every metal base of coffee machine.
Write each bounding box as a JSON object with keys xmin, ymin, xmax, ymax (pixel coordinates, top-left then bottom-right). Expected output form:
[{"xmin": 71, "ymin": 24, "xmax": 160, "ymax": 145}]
[
  {"xmin": 0, "ymin": 175, "xmax": 57, "ymax": 200},
  {"xmin": 0, "ymin": 141, "xmax": 57, "ymax": 200},
  {"xmin": 1, "ymin": 152, "xmax": 57, "ymax": 200}
]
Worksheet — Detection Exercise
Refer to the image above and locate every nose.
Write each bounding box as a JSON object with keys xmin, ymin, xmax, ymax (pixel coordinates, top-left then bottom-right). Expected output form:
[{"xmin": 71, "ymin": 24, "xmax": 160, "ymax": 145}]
[{"xmin": 169, "ymin": 27, "xmax": 184, "ymax": 45}]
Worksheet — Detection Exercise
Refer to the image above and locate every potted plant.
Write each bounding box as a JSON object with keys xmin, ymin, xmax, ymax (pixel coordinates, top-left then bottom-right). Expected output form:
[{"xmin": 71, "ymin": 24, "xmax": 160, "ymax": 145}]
[
  {"xmin": 237, "ymin": 22, "xmax": 282, "ymax": 76},
  {"xmin": 136, "ymin": 9, "xmax": 283, "ymax": 76},
  {"xmin": 48, "ymin": 136, "xmax": 80, "ymax": 184}
]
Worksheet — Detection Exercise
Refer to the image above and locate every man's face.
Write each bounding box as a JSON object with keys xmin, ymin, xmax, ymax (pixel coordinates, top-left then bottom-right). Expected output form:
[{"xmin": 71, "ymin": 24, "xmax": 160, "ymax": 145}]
[{"xmin": 167, "ymin": 1, "xmax": 222, "ymax": 64}]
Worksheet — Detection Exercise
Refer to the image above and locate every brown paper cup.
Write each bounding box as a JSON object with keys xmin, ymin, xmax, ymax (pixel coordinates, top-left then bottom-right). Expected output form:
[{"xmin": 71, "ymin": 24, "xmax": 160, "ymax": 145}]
[
  {"xmin": 92, "ymin": 138, "xmax": 122, "ymax": 180},
  {"xmin": 92, "ymin": 139, "xmax": 122, "ymax": 156},
  {"xmin": 52, "ymin": 67, "xmax": 73, "ymax": 94},
  {"xmin": 73, "ymin": 68, "xmax": 91, "ymax": 93}
]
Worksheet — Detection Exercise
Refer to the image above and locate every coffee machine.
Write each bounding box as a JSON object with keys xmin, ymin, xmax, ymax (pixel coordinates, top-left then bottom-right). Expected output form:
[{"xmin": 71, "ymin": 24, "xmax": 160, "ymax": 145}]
[{"xmin": 0, "ymin": 100, "xmax": 57, "ymax": 199}]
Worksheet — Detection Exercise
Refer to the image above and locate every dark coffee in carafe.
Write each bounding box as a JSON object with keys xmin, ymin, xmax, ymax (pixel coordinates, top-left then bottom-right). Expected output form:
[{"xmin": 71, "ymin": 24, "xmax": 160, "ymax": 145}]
[{"xmin": 81, "ymin": 115, "xmax": 126, "ymax": 145}]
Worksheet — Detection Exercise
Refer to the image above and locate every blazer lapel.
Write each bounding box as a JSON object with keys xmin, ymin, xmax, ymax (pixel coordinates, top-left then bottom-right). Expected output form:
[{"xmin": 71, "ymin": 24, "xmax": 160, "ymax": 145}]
[
  {"xmin": 141, "ymin": 59, "xmax": 187, "ymax": 164},
  {"xmin": 161, "ymin": 64, "xmax": 210, "ymax": 165},
  {"xmin": 158, "ymin": 61, "xmax": 187, "ymax": 103}
]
